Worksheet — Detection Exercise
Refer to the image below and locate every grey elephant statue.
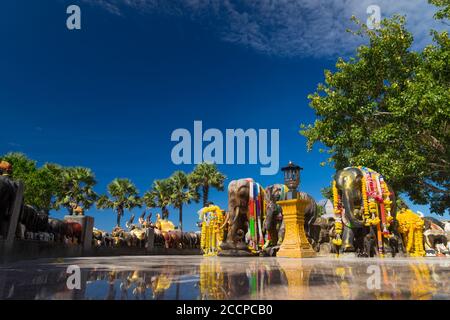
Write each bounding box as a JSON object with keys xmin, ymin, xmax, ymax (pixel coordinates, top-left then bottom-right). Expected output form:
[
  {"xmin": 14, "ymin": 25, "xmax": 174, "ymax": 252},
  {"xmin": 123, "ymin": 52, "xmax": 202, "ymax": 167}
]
[
  {"xmin": 309, "ymin": 216, "xmax": 335, "ymax": 253},
  {"xmin": 263, "ymin": 184, "xmax": 319, "ymax": 256},
  {"xmin": 332, "ymin": 166, "xmax": 404, "ymax": 257},
  {"xmin": 263, "ymin": 184, "xmax": 287, "ymax": 252}
]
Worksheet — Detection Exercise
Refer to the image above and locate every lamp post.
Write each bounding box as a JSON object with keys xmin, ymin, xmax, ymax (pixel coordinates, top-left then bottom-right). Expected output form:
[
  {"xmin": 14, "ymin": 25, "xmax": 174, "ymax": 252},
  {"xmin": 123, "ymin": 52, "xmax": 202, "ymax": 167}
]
[
  {"xmin": 276, "ymin": 161, "xmax": 316, "ymax": 258},
  {"xmin": 281, "ymin": 161, "xmax": 302, "ymax": 200}
]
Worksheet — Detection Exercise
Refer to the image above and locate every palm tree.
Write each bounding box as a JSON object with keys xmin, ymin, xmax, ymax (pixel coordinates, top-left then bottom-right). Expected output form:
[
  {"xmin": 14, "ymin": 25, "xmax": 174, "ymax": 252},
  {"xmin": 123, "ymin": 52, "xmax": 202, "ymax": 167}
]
[
  {"xmin": 144, "ymin": 179, "xmax": 172, "ymax": 219},
  {"xmin": 189, "ymin": 163, "xmax": 226, "ymax": 207},
  {"xmin": 169, "ymin": 171, "xmax": 199, "ymax": 231},
  {"xmin": 143, "ymin": 190, "xmax": 157, "ymax": 211},
  {"xmin": 97, "ymin": 178, "xmax": 142, "ymax": 227},
  {"xmin": 54, "ymin": 167, "xmax": 98, "ymax": 214}
]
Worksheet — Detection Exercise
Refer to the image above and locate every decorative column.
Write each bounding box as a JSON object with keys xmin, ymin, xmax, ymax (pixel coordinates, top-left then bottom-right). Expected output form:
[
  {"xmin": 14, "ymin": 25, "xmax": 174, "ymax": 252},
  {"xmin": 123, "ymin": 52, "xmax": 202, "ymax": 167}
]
[{"xmin": 276, "ymin": 196, "xmax": 316, "ymax": 258}]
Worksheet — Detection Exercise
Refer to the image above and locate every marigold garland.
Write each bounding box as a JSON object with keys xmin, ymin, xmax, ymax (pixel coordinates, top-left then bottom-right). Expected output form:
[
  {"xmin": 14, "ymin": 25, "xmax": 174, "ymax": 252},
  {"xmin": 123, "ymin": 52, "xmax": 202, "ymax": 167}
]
[
  {"xmin": 199, "ymin": 205, "xmax": 224, "ymax": 256},
  {"xmin": 332, "ymin": 181, "xmax": 343, "ymax": 249},
  {"xmin": 361, "ymin": 176, "xmax": 370, "ymax": 225},
  {"xmin": 397, "ymin": 208, "xmax": 425, "ymax": 257}
]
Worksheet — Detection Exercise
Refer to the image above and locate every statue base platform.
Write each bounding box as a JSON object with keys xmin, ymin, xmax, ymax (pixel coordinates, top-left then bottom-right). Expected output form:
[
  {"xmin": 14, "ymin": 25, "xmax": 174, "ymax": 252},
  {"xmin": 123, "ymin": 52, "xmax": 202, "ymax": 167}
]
[
  {"xmin": 277, "ymin": 246, "xmax": 316, "ymax": 258},
  {"xmin": 218, "ymin": 249, "xmax": 256, "ymax": 257}
]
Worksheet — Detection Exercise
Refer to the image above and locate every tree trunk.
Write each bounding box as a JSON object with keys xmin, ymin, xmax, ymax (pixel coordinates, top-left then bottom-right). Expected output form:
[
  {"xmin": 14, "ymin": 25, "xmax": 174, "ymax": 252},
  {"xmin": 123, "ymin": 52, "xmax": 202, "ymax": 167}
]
[
  {"xmin": 117, "ymin": 208, "xmax": 122, "ymax": 227},
  {"xmin": 179, "ymin": 206, "xmax": 183, "ymax": 231},
  {"xmin": 203, "ymin": 185, "xmax": 209, "ymax": 207}
]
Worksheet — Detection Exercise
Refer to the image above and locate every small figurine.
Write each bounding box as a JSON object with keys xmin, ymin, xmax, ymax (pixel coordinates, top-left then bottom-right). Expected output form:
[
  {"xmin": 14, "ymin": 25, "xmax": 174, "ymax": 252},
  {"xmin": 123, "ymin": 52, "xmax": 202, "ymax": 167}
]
[
  {"xmin": 0, "ymin": 160, "xmax": 12, "ymax": 176},
  {"xmin": 70, "ymin": 202, "xmax": 84, "ymax": 216}
]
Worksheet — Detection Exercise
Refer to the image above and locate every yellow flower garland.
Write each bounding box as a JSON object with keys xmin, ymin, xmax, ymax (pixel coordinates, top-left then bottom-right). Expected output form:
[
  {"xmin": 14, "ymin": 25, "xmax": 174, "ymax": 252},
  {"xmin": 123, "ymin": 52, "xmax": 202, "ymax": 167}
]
[
  {"xmin": 199, "ymin": 205, "xmax": 224, "ymax": 256},
  {"xmin": 361, "ymin": 176, "xmax": 371, "ymax": 225},
  {"xmin": 332, "ymin": 181, "xmax": 343, "ymax": 248},
  {"xmin": 397, "ymin": 208, "xmax": 425, "ymax": 257}
]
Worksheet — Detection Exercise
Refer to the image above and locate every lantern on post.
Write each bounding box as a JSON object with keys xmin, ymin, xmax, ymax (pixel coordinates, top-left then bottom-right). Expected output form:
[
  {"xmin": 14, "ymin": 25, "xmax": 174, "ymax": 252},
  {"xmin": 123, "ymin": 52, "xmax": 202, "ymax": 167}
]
[
  {"xmin": 276, "ymin": 161, "xmax": 315, "ymax": 258},
  {"xmin": 281, "ymin": 161, "xmax": 303, "ymax": 199}
]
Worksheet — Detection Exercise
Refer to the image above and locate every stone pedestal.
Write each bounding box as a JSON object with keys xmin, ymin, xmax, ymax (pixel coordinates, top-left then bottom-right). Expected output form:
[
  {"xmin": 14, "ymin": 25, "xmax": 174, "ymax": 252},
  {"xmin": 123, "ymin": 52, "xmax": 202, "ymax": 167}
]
[
  {"xmin": 64, "ymin": 215, "xmax": 94, "ymax": 252},
  {"xmin": 146, "ymin": 228, "xmax": 155, "ymax": 250},
  {"xmin": 276, "ymin": 197, "xmax": 316, "ymax": 258}
]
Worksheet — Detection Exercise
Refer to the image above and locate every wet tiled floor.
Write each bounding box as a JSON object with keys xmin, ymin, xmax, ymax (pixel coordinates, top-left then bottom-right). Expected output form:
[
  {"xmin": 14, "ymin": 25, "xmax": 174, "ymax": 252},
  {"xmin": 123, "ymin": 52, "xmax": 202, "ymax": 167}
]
[{"xmin": 0, "ymin": 256, "xmax": 449, "ymax": 300}]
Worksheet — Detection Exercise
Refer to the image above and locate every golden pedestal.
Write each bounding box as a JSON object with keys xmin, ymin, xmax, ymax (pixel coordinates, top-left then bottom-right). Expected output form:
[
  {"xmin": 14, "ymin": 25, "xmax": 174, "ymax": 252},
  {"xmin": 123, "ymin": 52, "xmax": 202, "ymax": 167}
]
[{"xmin": 276, "ymin": 197, "xmax": 316, "ymax": 258}]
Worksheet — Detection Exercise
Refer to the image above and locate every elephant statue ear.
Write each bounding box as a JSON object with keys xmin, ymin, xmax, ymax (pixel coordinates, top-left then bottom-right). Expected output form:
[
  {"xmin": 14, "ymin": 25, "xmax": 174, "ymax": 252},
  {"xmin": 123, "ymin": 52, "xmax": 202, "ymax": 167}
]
[{"xmin": 265, "ymin": 186, "xmax": 272, "ymax": 201}]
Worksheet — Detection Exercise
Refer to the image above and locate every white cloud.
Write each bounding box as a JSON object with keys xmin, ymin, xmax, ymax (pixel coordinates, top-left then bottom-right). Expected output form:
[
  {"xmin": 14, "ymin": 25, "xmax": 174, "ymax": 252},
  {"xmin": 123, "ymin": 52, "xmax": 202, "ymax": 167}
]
[{"xmin": 84, "ymin": 0, "xmax": 448, "ymax": 58}]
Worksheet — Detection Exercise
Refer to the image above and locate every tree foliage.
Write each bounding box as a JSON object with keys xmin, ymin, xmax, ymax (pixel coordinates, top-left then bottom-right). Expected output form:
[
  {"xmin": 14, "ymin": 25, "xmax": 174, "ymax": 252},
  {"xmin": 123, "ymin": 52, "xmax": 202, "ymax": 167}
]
[
  {"xmin": 97, "ymin": 178, "xmax": 141, "ymax": 227},
  {"xmin": 429, "ymin": 0, "xmax": 450, "ymax": 20},
  {"xmin": 54, "ymin": 166, "xmax": 98, "ymax": 214},
  {"xmin": 1, "ymin": 153, "xmax": 60, "ymax": 212},
  {"xmin": 169, "ymin": 170, "xmax": 200, "ymax": 230},
  {"xmin": 144, "ymin": 179, "xmax": 173, "ymax": 219},
  {"xmin": 300, "ymin": 12, "xmax": 450, "ymax": 215},
  {"xmin": 189, "ymin": 163, "xmax": 226, "ymax": 207}
]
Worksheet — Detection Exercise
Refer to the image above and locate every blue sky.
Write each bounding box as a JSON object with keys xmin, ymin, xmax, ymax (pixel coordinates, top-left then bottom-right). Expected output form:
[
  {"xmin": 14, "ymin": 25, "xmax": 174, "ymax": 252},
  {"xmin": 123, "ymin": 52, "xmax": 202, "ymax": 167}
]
[{"xmin": 0, "ymin": 1, "xmax": 448, "ymax": 231}]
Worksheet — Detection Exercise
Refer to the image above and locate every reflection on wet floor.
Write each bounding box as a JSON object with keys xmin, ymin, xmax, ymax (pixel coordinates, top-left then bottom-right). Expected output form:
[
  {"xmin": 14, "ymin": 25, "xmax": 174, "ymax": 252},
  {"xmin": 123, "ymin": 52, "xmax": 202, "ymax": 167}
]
[{"xmin": 0, "ymin": 256, "xmax": 449, "ymax": 300}]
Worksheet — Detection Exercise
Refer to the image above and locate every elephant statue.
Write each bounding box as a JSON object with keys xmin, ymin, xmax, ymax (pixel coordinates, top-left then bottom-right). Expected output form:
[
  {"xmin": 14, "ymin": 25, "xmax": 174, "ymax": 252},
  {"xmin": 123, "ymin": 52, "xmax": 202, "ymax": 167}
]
[
  {"xmin": 219, "ymin": 178, "xmax": 265, "ymax": 256},
  {"xmin": 152, "ymin": 228, "xmax": 165, "ymax": 247},
  {"xmin": 309, "ymin": 216, "xmax": 335, "ymax": 253},
  {"xmin": 162, "ymin": 229, "xmax": 183, "ymax": 249},
  {"xmin": 18, "ymin": 205, "xmax": 49, "ymax": 234},
  {"xmin": 445, "ymin": 221, "xmax": 450, "ymax": 251},
  {"xmin": 0, "ymin": 167, "xmax": 18, "ymax": 239},
  {"xmin": 112, "ymin": 226, "xmax": 133, "ymax": 247},
  {"xmin": 423, "ymin": 217, "xmax": 449, "ymax": 256},
  {"xmin": 126, "ymin": 214, "xmax": 148, "ymax": 247},
  {"xmin": 299, "ymin": 192, "xmax": 319, "ymax": 245},
  {"xmin": 263, "ymin": 184, "xmax": 287, "ymax": 251},
  {"xmin": 48, "ymin": 218, "xmax": 68, "ymax": 242},
  {"xmin": 182, "ymin": 231, "xmax": 200, "ymax": 249},
  {"xmin": 333, "ymin": 166, "xmax": 404, "ymax": 257},
  {"xmin": 263, "ymin": 184, "xmax": 319, "ymax": 255},
  {"xmin": 93, "ymin": 228, "xmax": 106, "ymax": 247},
  {"xmin": 65, "ymin": 221, "xmax": 82, "ymax": 244}
]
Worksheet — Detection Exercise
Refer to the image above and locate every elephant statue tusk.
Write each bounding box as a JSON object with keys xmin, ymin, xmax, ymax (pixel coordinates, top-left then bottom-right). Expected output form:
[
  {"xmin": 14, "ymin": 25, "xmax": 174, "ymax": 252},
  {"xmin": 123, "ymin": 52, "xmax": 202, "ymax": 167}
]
[
  {"xmin": 220, "ymin": 212, "xmax": 230, "ymax": 229},
  {"xmin": 232, "ymin": 206, "xmax": 240, "ymax": 224}
]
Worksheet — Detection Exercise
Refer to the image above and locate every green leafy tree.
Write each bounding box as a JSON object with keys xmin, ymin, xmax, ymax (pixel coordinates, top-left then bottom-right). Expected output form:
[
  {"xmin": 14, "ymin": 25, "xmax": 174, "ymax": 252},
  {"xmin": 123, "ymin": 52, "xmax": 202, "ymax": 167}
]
[
  {"xmin": 300, "ymin": 12, "xmax": 450, "ymax": 215},
  {"xmin": 97, "ymin": 178, "xmax": 141, "ymax": 227},
  {"xmin": 429, "ymin": 0, "xmax": 450, "ymax": 20},
  {"xmin": 55, "ymin": 167, "xmax": 98, "ymax": 214},
  {"xmin": 144, "ymin": 179, "xmax": 172, "ymax": 219},
  {"xmin": 169, "ymin": 171, "xmax": 199, "ymax": 231},
  {"xmin": 1, "ymin": 152, "xmax": 60, "ymax": 212},
  {"xmin": 316, "ymin": 205, "xmax": 325, "ymax": 217},
  {"xmin": 189, "ymin": 163, "xmax": 226, "ymax": 207},
  {"xmin": 320, "ymin": 186, "xmax": 333, "ymax": 200}
]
